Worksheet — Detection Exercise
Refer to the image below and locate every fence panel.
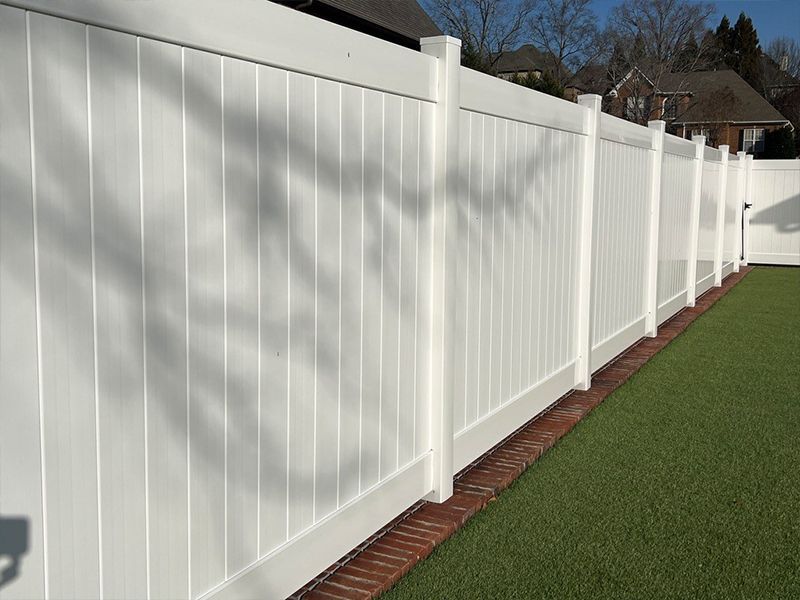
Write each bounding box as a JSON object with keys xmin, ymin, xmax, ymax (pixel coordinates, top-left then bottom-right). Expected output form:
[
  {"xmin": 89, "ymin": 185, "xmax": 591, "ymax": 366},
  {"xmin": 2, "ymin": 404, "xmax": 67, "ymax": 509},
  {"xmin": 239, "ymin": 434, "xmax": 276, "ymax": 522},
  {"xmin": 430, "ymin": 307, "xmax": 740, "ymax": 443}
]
[
  {"xmin": 0, "ymin": 3, "xmax": 437, "ymax": 599},
  {"xmin": 590, "ymin": 114, "xmax": 652, "ymax": 370},
  {"xmin": 452, "ymin": 69, "xmax": 586, "ymax": 472},
  {"xmin": 696, "ymin": 147, "xmax": 723, "ymax": 296},
  {"xmin": 656, "ymin": 136, "xmax": 696, "ymax": 324},
  {"xmin": 748, "ymin": 160, "xmax": 800, "ymax": 266}
]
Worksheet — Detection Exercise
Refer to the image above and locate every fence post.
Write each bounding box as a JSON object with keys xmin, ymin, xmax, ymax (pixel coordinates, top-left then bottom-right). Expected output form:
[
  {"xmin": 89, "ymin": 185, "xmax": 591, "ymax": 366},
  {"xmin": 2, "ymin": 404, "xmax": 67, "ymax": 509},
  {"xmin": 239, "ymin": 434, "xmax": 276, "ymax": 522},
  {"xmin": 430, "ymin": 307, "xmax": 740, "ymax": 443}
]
[
  {"xmin": 645, "ymin": 121, "xmax": 665, "ymax": 337},
  {"xmin": 685, "ymin": 135, "xmax": 705, "ymax": 307},
  {"xmin": 734, "ymin": 151, "xmax": 746, "ymax": 271},
  {"xmin": 420, "ymin": 35, "xmax": 461, "ymax": 502},
  {"xmin": 743, "ymin": 154, "xmax": 754, "ymax": 266},
  {"xmin": 713, "ymin": 145, "xmax": 729, "ymax": 286},
  {"xmin": 574, "ymin": 94, "xmax": 602, "ymax": 391}
]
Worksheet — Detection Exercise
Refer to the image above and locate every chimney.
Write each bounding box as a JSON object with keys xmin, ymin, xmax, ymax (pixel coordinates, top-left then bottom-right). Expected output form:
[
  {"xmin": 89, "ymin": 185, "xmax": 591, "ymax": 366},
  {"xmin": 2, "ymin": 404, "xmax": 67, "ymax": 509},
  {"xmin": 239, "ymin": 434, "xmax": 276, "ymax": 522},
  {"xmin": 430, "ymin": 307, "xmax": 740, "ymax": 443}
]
[{"xmin": 779, "ymin": 55, "xmax": 789, "ymax": 71}]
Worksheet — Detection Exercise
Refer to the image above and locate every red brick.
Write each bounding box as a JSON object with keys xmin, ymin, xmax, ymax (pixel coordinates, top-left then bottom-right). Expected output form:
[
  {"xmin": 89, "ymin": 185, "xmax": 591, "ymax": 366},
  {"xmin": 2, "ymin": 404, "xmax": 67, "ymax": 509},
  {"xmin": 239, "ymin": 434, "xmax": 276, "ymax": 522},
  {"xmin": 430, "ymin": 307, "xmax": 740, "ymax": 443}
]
[
  {"xmin": 315, "ymin": 575, "xmax": 373, "ymax": 600},
  {"xmin": 383, "ymin": 530, "xmax": 435, "ymax": 555},
  {"xmin": 301, "ymin": 588, "xmax": 343, "ymax": 600},
  {"xmin": 367, "ymin": 541, "xmax": 416, "ymax": 562},
  {"xmin": 324, "ymin": 573, "xmax": 382, "ymax": 596}
]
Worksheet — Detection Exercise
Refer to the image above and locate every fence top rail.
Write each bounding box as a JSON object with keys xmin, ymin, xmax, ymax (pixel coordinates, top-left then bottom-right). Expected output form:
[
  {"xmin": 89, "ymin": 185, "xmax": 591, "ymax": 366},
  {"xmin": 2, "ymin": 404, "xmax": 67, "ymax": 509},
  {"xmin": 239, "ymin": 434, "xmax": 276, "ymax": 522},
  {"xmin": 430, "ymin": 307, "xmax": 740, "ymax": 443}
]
[
  {"xmin": 751, "ymin": 159, "xmax": 800, "ymax": 170},
  {"xmin": 459, "ymin": 66, "xmax": 589, "ymax": 136},
  {"xmin": 703, "ymin": 145, "xmax": 725, "ymax": 162},
  {"xmin": 663, "ymin": 133, "xmax": 696, "ymax": 158},
  {"xmin": 599, "ymin": 112, "xmax": 654, "ymax": 150},
  {"xmin": 1, "ymin": 0, "xmax": 437, "ymax": 102}
]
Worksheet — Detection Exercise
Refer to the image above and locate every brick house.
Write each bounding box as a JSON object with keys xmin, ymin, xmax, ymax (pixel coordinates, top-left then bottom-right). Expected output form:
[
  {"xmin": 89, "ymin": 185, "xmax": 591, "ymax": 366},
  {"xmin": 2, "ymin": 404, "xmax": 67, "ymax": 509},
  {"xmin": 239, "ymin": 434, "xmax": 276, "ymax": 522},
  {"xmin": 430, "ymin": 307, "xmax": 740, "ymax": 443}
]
[
  {"xmin": 656, "ymin": 71, "xmax": 793, "ymax": 154},
  {"xmin": 581, "ymin": 67, "xmax": 793, "ymax": 155}
]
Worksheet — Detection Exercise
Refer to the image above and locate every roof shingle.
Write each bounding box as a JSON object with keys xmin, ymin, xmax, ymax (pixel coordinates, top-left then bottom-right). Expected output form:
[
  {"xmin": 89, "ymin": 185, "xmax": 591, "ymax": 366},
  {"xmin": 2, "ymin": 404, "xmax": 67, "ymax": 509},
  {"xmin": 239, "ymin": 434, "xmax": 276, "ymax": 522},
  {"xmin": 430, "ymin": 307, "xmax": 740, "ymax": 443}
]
[{"xmin": 311, "ymin": 0, "xmax": 441, "ymax": 43}]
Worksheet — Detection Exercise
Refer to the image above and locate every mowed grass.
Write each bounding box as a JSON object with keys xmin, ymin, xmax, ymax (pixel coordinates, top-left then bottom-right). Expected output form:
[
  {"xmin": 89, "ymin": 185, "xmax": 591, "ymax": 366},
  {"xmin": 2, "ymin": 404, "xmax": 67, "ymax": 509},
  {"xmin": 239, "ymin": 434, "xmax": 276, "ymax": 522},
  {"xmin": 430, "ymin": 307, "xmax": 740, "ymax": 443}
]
[{"xmin": 385, "ymin": 267, "xmax": 800, "ymax": 600}]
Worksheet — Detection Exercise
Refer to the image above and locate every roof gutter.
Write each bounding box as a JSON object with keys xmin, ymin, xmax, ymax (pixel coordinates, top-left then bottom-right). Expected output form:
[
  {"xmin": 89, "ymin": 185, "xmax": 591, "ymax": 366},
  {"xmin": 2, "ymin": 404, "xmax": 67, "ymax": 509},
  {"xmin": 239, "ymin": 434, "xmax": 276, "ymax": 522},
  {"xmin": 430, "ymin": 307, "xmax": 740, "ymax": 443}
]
[{"xmin": 673, "ymin": 120, "xmax": 791, "ymax": 126}]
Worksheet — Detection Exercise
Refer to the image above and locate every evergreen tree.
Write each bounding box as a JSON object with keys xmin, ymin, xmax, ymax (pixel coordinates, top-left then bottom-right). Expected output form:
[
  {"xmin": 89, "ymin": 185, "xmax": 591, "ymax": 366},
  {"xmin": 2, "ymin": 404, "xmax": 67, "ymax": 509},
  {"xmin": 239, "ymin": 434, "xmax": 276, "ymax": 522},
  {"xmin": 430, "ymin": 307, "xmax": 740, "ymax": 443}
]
[
  {"xmin": 701, "ymin": 29, "xmax": 724, "ymax": 69},
  {"xmin": 714, "ymin": 15, "xmax": 733, "ymax": 64},
  {"xmin": 509, "ymin": 70, "xmax": 565, "ymax": 99},
  {"xmin": 675, "ymin": 36, "xmax": 700, "ymax": 72},
  {"xmin": 731, "ymin": 12, "xmax": 762, "ymax": 89},
  {"xmin": 763, "ymin": 128, "xmax": 797, "ymax": 159},
  {"xmin": 608, "ymin": 42, "xmax": 628, "ymax": 80},
  {"xmin": 461, "ymin": 39, "xmax": 494, "ymax": 74}
]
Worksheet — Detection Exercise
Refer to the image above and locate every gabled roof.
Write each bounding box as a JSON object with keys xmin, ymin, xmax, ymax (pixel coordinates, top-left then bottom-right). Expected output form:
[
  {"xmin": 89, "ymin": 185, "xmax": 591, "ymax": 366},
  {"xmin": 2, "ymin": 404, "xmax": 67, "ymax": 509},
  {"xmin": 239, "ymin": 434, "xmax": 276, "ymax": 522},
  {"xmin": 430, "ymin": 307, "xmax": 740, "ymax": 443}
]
[
  {"xmin": 611, "ymin": 66, "xmax": 654, "ymax": 93},
  {"xmin": 276, "ymin": 0, "xmax": 441, "ymax": 45},
  {"xmin": 657, "ymin": 70, "xmax": 789, "ymax": 124},
  {"xmin": 494, "ymin": 45, "xmax": 552, "ymax": 74}
]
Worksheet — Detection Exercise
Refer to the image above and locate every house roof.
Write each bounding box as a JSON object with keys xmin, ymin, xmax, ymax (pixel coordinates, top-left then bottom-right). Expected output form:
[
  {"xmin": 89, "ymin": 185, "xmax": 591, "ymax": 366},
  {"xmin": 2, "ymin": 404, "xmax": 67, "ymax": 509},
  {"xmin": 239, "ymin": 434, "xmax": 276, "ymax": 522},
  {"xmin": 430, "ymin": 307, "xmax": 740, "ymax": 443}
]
[
  {"xmin": 657, "ymin": 70, "xmax": 789, "ymax": 124},
  {"xmin": 494, "ymin": 45, "xmax": 552, "ymax": 74},
  {"xmin": 279, "ymin": 0, "xmax": 442, "ymax": 44},
  {"xmin": 567, "ymin": 64, "xmax": 611, "ymax": 95}
]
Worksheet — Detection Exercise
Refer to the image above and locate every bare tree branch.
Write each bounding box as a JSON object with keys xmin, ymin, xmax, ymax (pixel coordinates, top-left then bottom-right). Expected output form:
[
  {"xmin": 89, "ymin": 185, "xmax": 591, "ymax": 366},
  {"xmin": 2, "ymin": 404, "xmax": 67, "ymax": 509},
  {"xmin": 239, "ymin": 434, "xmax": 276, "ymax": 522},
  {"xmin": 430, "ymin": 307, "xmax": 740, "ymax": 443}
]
[
  {"xmin": 766, "ymin": 37, "xmax": 800, "ymax": 79},
  {"xmin": 423, "ymin": 0, "xmax": 535, "ymax": 72},
  {"xmin": 528, "ymin": 0, "xmax": 602, "ymax": 86},
  {"xmin": 605, "ymin": 0, "xmax": 714, "ymax": 123}
]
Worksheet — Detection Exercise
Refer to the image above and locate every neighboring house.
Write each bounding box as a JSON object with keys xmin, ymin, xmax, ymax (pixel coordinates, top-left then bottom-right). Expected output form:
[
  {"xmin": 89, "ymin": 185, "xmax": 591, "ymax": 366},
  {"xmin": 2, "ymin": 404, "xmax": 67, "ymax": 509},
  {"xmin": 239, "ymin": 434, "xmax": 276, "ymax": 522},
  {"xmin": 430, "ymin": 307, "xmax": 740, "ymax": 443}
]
[
  {"xmin": 599, "ymin": 68, "xmax": 792, "ymax": 155},
  {"xmin": 273, "ymin": 0, "xmax": 441, "ymax": 50},
  {"xmin": 494, "ymin": 44, "xmax": 554, "ymax": 80},
  {"xmin": 604, "ymin": 67, "xmax": 660, "ymax": 123},
  {"xmin": 657, "ymin": 71, "xmax": 792, "ymax": 155}
]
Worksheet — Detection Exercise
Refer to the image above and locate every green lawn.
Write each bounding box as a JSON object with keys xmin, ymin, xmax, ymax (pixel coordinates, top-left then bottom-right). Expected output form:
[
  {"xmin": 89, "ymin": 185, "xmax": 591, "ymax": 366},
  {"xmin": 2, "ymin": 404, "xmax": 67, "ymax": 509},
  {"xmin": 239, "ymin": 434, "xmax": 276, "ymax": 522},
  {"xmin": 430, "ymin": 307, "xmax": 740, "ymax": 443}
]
[{"xmin": 385, "ymin": 267, "xmax": 800, "ymax": 600}]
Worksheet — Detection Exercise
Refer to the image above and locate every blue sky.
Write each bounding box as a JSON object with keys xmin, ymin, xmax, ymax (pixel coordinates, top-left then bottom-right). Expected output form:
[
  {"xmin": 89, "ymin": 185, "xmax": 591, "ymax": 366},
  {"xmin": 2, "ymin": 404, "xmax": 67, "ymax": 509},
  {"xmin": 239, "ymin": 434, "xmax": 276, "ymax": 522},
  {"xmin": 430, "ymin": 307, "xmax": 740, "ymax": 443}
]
[{"xmin": 591, "ymin": 0, "xmax": 800, "ymax": 47}]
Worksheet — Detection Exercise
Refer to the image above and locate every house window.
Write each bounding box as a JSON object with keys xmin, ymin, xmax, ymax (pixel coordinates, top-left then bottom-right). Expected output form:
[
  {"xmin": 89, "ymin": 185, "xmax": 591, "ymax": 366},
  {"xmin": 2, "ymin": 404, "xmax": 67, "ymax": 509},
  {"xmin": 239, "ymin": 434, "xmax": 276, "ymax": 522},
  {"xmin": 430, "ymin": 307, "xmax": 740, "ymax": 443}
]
[
  {"xmin": 690, "ymin": 128, "xmax": 711, "ymax": 143},
  {"xmin": 625, "ymin": 96, "xmax": 647, "ymax": 120},
  {"xmin": 662, "ymin": 99, "xmax": 678, "ymax": 120},
  {"xmin": 742, "ymin": 128, "xmax": 765, "ymax": 153}
]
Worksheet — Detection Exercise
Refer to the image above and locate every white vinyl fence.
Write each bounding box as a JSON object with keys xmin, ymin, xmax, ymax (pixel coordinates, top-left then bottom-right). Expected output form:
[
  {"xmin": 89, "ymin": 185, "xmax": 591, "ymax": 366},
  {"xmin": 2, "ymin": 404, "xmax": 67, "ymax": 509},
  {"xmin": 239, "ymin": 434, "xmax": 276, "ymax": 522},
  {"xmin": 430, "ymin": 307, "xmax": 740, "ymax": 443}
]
[{"xmin": 0, "ymin": 2, "xmax": 792, "ymax": 599}]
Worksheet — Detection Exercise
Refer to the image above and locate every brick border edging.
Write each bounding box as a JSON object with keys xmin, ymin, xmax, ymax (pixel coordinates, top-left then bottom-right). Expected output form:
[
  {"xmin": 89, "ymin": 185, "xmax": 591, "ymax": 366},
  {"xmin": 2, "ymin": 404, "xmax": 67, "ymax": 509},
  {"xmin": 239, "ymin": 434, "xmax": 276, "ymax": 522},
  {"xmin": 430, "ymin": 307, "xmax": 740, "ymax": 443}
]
[{"xmin": 290, "ymin": 268, "xmax": 752, "ymax": 600}]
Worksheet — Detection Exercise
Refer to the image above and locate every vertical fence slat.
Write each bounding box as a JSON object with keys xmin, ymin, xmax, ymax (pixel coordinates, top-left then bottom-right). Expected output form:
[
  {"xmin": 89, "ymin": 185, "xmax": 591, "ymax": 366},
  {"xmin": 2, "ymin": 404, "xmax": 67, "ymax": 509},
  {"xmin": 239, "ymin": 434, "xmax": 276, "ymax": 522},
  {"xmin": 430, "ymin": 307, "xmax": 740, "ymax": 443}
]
[
  {"xmin": 222, "ymin": 55, "xmax": 260, "ymax": 577},
  {"xmin": 313, "ymin": 76, "xmax": 342, "ymax": 520},
  {"xmin": 337, "ymin": 83, "xmax": 364, "ymax": 505},
  {"xmin": 87, "ymin": 25, "xmax": 148, "ymax": 599},
  {"xmin": 359, "ymin": 88, "xmax": 383, "ymax": 493},
  {"xmin": 286, "ymin": 70, "xmax": 316, "ymax": 538},
  {"xmin": 184, "ymin": 44, "xmax": 224, "ymax": 596},
  {"xmin": 28, "ymin": 13, "xmax": 102, "ymax": 597},
  {"xmin": 257, "ymin": 64, "xmax": 290, "ymax": 555},
  {"xmin": 0, "ymin": 7, "xmax": 47, "ymax": 599}
]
